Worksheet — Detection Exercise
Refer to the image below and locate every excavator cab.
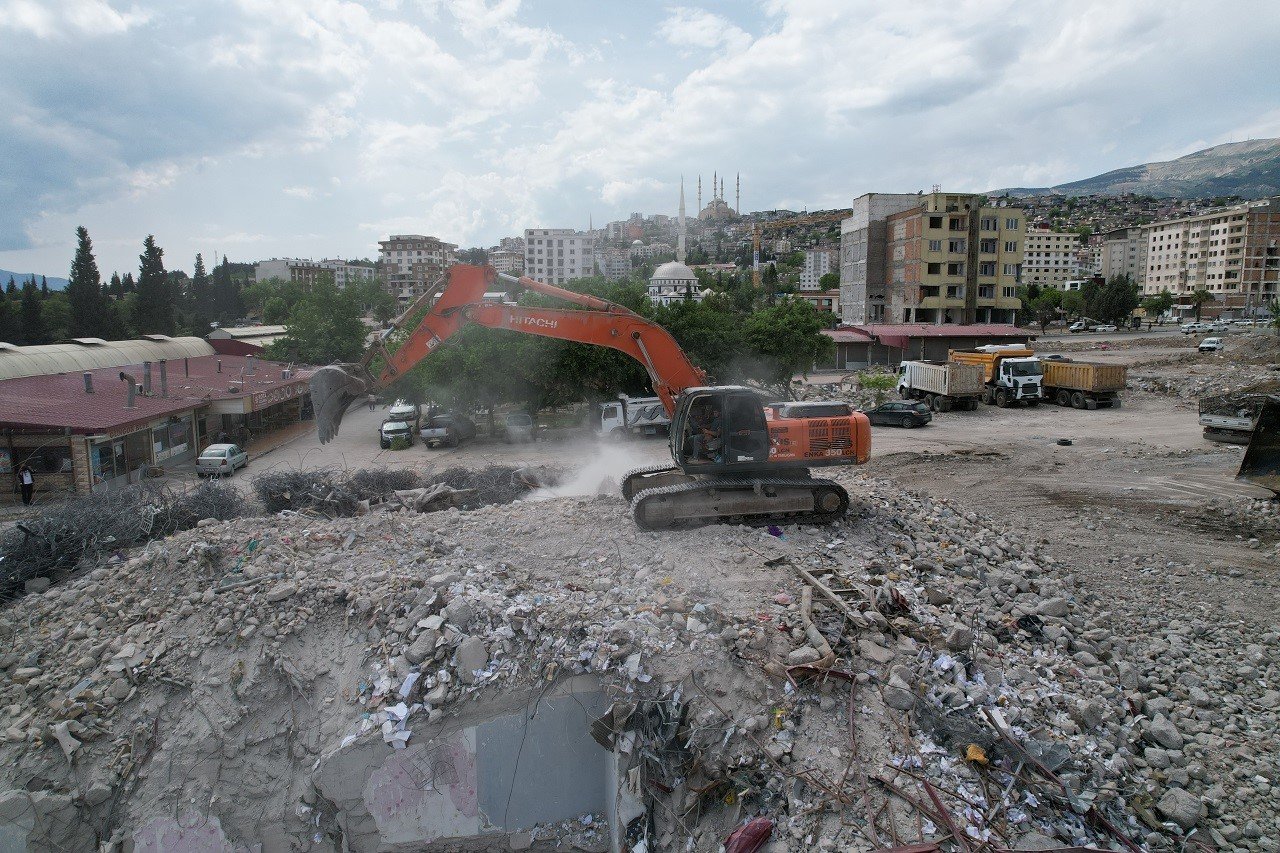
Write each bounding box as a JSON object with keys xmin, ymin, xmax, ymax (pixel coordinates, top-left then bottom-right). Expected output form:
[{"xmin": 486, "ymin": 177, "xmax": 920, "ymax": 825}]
[{"xmin": 671, "ymin": 387, "xmax": 772, "ymax": 474}]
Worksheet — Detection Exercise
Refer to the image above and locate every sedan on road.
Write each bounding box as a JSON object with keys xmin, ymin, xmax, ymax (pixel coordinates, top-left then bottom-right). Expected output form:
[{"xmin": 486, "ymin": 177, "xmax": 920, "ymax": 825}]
[
  {"xmin": 1199, "ymin": 337, "xmax": 1225, "ymax": 353},
  {"xmin": 197, "ymin": 443, "xmax": 248, "ymax": 477},
  {"xmin": 863, "ymin": 401, "xmax": 933, "ymax": 428}
]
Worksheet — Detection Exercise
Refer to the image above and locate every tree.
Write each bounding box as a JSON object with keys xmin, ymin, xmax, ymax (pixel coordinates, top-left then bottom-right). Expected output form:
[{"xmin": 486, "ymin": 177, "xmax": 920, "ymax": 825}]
[
  {"xmin": 818, "ymin": 272, "xmax": 840, "ymax": 290},
  {"xmin": 18, "ymin": 280, "xmax": 47, "ymax": 345},
  {"xmin": 1141, "ymin": 290, "xmax": 1174, "ymax": 320},
  {"xmin": 1266, "ymin": 298, "xmax": 1280, "ymax": 336},
  {"xmin": 740, "ymin": 298, "xmax": 834, "ymax": 394},
  {"xmin": 41, "ymin": 294, "xmax": 71, "ymax": 342},
  {"xmin": 1061, "ymin": 290, "xmax": 1085, "ymax": 318},
  {"xmin": 189, "ymin": 253, "xmax": 213, "ymax": 331},
  {"xmin": 264, "ymin": 279, "xmax": 367, "ymax": 364},
  {"xmin": 1188, "ymin": 289, "xmax": 1215, "ymax": 321},
  {"xmin": 211, "ymin": 258, "xmax": 242, "ymax": 322},
  {"xmin": 1019, "ymin": 285, "xmax": 1063, "ymax": 333},
  {"xmin": 0, "ymin": 296, "xmax": 18, "ymax": 343},
  {"xmin": 121, "ymin": 272, "xmax": 136, "ymax": 294},
  {"xmin": 67, "ymin": 225, "xmax": 106, "ymax": 337},
  {"xmin": 5, "ymin": 277, "xmax": 15, "ymax": 297},
  {"xmin": 108, "ymin": 272, "xmax": 123, "ymax": 299},
  {"xmin": 134, "ymin": 235, "xmax": 174, "ymax": 334},
  {"xmin": 859, "ymin": 371, "xmax": 896, "ymax": 405}
]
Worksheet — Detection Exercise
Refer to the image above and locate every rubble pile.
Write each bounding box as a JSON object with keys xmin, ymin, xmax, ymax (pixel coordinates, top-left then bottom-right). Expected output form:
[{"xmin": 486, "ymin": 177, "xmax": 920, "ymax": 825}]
[
  {"xmin": 1180, "ymin": 497, "xmax": 1280, "ymax": 549},
  {"xmin": 0, "ymin": 481, "xmax": 243, "ymax": 601},
  {"xmin": 0, "ymin": 474, "xmax": 1276, "ymax": 851}
]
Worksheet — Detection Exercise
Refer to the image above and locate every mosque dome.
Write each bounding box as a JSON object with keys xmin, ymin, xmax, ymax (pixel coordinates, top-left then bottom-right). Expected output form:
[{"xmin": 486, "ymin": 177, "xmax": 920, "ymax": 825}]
[{"xmin": 650, "ymin": 261, "xmax": 697, "ymax": 284}]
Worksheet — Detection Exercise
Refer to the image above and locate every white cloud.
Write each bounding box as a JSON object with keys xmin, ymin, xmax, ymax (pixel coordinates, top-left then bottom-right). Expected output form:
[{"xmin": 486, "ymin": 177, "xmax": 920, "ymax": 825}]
[
  {"xmin": 0, "ymin": 0, "xmax": 148, "ymax": 39},
  {"xmin": 282, "ymin": 186, "xmax": 317, "ymax": 199},
  {"xmin": 658, "ymin": 7, "xmax": 751, "ymax": 54}
]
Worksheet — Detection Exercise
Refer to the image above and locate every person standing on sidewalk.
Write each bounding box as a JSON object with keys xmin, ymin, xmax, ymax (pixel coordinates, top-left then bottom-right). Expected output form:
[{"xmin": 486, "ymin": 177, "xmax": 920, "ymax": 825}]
[
  {"xmin": 367, "ymin": 393, "xmax": 377, "ymax": 412},
  {"xmin": 18, "ymin": 464, "xmax": 34, "ymax": 506}
]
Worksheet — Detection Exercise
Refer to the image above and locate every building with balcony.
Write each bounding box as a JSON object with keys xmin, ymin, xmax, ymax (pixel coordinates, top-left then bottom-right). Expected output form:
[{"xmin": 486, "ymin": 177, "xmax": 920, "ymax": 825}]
[
  {"xmin": 523, "ymin": 228, "xmax": 595, "ymax": 285},
  {"xmin": 800, "ymin": 248, "xmax": 837, "ymax": 291},
  {"xmin": 1144, "ymin": 198, "xmax": 1280, "ymax": 314},
  {"xmin": 378, "ymin": 235, "xmax": 458, "ymax": 306},
  {"xmin": 488, "ymin": 249, "xmax": 524, "ymax": 275},
  {"xmin": 840, "ymin": 192, "xmax": 1023, "ymax": 324},
  {"xmin": 1023, "ymin": 226, "xmax": 1082, "ymax": 290}
]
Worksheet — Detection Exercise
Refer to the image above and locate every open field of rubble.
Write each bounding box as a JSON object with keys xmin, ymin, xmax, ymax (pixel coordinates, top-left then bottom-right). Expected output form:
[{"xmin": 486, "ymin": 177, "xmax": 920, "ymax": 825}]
[{"xmin": 1, "ymin": 330, "xmax": 1277, "ymax": 852}]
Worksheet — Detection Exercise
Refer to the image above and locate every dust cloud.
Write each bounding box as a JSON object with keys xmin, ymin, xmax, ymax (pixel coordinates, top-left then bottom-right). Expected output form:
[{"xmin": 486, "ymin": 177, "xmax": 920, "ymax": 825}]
[{"xmin": 530, "ymin": 441, "xmax": 654, "ymax": 499}]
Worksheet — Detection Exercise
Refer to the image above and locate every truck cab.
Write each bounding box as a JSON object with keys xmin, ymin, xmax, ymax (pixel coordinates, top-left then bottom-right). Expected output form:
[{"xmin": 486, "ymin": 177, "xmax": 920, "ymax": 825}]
[
  {"xmin": 950, "ymin": 345, "xmax": 1043, "ymax": 408},
  {"xmin": 995, "ymin": 356, "xmax": 1044, "ymax": 404}
]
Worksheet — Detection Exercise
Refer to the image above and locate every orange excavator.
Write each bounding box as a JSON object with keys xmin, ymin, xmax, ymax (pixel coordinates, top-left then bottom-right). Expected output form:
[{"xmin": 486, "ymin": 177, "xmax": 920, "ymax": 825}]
[{"xmin": 310, "ymin": 264, "xmax": 871, "ymax": 529}]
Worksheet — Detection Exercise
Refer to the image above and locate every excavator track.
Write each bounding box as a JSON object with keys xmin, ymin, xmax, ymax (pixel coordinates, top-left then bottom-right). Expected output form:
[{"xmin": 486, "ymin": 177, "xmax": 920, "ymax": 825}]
[
  {"xmin": 629, "ymin": 476, "xmax": 849, "ymax": 531},
  {"xmin": 620, "ymin": 463, "xmax": 687, "ymax": 501}
]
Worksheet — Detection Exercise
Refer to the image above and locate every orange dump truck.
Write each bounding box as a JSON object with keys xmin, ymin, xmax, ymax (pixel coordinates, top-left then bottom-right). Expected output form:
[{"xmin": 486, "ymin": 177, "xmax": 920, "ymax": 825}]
[
  {"xmin": 948, "ymin": 345, "xmax": 1044, "ymax": 407},
  {"xmin": 1041, "ymin": 359, "xmax": 1126, "ymax": 409}
]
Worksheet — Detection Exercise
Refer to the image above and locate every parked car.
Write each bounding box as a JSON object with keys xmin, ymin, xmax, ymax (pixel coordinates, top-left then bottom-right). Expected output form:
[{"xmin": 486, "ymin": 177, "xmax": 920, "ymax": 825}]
[
  {"xmin": 1040, "ymin": 354, "xmax": 1070, "ymax": 361},
  {"xmin": 197, "ymin": 443, "xmax": 248, "ymax": 477},
  {"xmin": 1199, "ymin": 337, "xmax": 1225, "ymax": 353},
  {"xmin": 862, "ymin": 401, "xmax": 933, "ymax": 428},
  {"xmin": 420, "ymin": 413, "xmax": 477, "ymax": 448},
  {"xmin": 1091, "ymin": 324, "xmax": 1118, "ymax": 333},
  {"xmin": 502, "ymin": 412, "xmax": 536, "ymax": 443},
  {"xmin": 1208, "ymin": 321, "xmax": 1230, "ymax": 332},
  {"xmin": 378, "ymin": 420, "xmax": 415, "ymax": 449},
  {"xmin": 1181, "ymin": 322, "xmax": 1212, "ymax": 335},
  {"xmin": 1233, "ymin": 318, "xmax": 1256, "ymax": 326},
  {"xmin": 1068, "ymin": 321, "xmax": 1089, "ymax": 333}
]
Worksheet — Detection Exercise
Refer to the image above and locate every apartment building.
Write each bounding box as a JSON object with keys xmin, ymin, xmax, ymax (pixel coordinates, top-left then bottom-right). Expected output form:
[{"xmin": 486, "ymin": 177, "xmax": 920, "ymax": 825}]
[
  {"xmin": 1022, "ymin": 226, "xmax": 1081, "ymax": 289},
  {"xmin": 377, "ymin": 235, "xmax": 458, "ymax": 306},
  {"xmin": 1144, "ymin": 198, "xmax": 1280, "ymax": 312},
  {"xmin": 799, "ymin": 248, "xmax": 837, "ymax": 291},
  {"xmin": 488, "ymin": 249, "xmax": 524, "ymax": 276},
  {"xmin": 524, "ymin": 229, "xmax": 595, "ymax": 285},
  {"xmin": 598, "ymin": 248, "xmax": 632, "ymax": 282},
  {"xmin": 497, "ymin": 236, "xmax": 525, "ymax": 253},
  {"xmin": 841, "ymin": 192, "xmax": 1024, "ymax": 324},
  {"xmin": 253, "ymin": 258, "xmax": 374, "ymax": 289},
  {"xmin": 1100, "ymin": 227, "xmax": 1148, "ymax": 285}
]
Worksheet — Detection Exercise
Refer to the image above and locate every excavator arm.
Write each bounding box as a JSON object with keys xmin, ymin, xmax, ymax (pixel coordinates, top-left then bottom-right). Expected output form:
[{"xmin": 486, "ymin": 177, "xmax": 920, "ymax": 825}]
[{"xmin": 311, "ymin": 264, "xmax": 706, "ymax": 443}]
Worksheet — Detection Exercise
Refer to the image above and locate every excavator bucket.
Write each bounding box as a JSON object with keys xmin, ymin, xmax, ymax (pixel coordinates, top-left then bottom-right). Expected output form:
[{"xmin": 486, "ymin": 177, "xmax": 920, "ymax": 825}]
[
  {"xmin": 1237, "ymin": 395, "xmax": 1280, "ymax": 496},
  {"xmin": 310, "ymin": 364, "xmax": 374, "ymax": 445}
]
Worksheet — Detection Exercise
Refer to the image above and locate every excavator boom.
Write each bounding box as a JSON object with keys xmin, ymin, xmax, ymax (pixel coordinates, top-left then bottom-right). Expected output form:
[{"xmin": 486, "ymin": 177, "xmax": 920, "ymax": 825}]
[{"xmin": 308, "ymin": 263, "xmax": 870, "ymax": 530}]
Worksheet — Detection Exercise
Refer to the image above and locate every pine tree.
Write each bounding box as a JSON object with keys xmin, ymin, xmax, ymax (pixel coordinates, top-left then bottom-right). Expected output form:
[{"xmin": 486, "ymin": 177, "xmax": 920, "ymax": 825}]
[
  {"xmin": 0, "ymin": 295, "xmax": 18, "ymax": 343},
  {"xmin": 68, "ymin": 225, "xmax": 105, "ymax": 337},
  {"xmin": 19, "ymin": 281, "xmax": 46, "ymax": 345},
  {"xmin": 108, "ymin": 272, "xmax": 123, "ymax": 299},
  {"xmin": 6, "ymin": 277, "xmax": 15, "ymax": 297},
  {"xmin": 122, "ymin": 272, "xmax": 136, "ymax": 294},
  {"xmin": 134, "ymin": 235, "xmax": 174, "ymax": 335},
  {"xmin": 190, "ymin": 253, "xmax": 212, "ymax": 330},
  {"xmin": 40, "ymin": 276, "xmax": 49, "ymax": 298},
  {"xmin": 212, "ymin": 257, "xmax": 242, "ymax": 322}
]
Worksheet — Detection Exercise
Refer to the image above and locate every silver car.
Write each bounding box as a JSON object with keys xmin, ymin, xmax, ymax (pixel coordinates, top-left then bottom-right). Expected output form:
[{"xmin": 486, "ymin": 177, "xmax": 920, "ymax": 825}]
[
  {"xmin": 502, "ymin": 412, "xmax": 535, "ymax": 443},
  {"xmin": 197, "ymin": 443, "xmax": 248, "ymax": 476}
]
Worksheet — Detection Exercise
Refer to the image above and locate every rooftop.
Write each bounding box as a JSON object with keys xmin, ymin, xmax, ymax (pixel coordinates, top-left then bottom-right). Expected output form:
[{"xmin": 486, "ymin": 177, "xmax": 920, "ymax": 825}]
[
  {"xmin": 0, "ymin": 353, "xmax": 313, "ymax": 435},
  {"xmin": 0, "ymin": 336, "xmax": 214, "ymax": 382}
]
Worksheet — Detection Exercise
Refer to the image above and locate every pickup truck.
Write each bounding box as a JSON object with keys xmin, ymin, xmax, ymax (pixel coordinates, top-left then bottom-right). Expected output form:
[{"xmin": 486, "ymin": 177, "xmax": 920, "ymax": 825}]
[
  {"xmin": 420, "ymin": 413, "xmax": 477, "ymax": 448},
  {"xmin": 1199, "ymin": 385, "xmax": 1280, "ymax": 444}
]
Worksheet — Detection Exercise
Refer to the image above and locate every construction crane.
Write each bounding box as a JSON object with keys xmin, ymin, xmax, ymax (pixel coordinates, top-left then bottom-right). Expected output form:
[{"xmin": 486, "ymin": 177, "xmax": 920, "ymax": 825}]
[
  {"xmin": 309, "ymin": 264, "xmax": 871, "ymax": 530},
  {"xmin": 750, "ymin": 211, "xmax": 849, "ymax": 289}
]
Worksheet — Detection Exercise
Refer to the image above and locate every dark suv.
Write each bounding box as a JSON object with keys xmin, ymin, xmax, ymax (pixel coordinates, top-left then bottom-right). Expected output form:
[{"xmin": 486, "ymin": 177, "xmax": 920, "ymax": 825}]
[{"xmin": 863, "ymin": 401, "xmax": 933, "ymax": 428}]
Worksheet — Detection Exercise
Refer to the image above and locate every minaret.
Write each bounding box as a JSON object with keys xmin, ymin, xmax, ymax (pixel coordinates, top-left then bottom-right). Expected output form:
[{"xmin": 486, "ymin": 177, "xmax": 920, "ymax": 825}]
[
  {"xmin": 697, "ymin": 176, "xmax": 702, "ymax": 212},
  {"xmin": 677, "ymin": 176, "xmax": 687, "ymax": 264},
  {"xmin": 736, "ymin": 173, "xmax": 740, "ymax": 214},
  {"xmin": 713, "ymin": 171, "xmax": 718, "ymax": 201}
]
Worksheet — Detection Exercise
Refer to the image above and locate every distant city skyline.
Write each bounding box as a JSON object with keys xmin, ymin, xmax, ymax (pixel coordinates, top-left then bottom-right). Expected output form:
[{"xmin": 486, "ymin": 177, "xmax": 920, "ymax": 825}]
[{"xmin": 2, "ymin": 0, "xmax": 1278, "ymax": 276}]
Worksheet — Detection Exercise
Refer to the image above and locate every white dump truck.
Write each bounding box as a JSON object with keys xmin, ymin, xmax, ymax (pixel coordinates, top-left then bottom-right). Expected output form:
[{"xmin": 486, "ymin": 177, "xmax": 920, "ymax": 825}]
[
  {"xmin": 896, "ymin": 360, "xmax": 985, "ymax": 412},
  {"xmin": 597, "ymin": 394, "xmax": 671, "ymax": 438},
  {"xmin": 949, "ymin": 345, "xmax": 1044, "ymax": 408}
]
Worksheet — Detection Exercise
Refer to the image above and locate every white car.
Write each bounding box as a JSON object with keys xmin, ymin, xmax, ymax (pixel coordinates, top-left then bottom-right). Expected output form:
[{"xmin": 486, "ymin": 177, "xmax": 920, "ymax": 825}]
[
  {"xmin": 1092, "ymin": 324, "xmax": 1118, "ymax": 333},
  {"xmin": 197, "ymin": 443, "xmax": 248, "ymax": 476},
  {"xmin": 1199, "ymin": 337, "xmax": 1225, "ymax": 353},
  {"xmin": 1233, "ymin": 318, "xmax": 1255, "ymax": 326},
  {"xmin": 1068, "ymin": 321, "xmax": 1089, "ymax": 333},
  {"xmin": 1208, "ymin": 321, "xmax": 1230, "ymax": 332},
  {"xmin": 1181, "ymin": 322, "xmax": 1212, "ymax": 335}
]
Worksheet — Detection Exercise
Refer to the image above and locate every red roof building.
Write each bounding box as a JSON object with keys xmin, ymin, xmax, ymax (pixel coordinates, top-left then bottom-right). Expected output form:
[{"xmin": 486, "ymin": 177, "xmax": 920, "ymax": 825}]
[
  {"xmin": 821, "ymin": 323, "xmax": 1035, "ymax": 370},
  {"xmin": 0, "ymin": 346, "xmax": 312, "ymax": 498}
]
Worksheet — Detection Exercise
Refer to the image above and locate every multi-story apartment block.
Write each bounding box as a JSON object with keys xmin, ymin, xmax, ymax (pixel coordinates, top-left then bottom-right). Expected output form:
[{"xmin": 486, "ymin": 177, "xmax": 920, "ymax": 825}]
[
  {"xmin": 1144, "ymin": 198, "xmax": 1280, "ymax": 313},
  {"xmin": 524, "ymin": 229, "xmax": 595, "ymax": 285},
  {"xmin": 1100, "ymin": 227, "xmax": 1148, "ymax": 285},
  {"xmin": 799, "ymin": 248, "xmax": 837, "ymax": 291},
  {"xmin": 497, "ymin": 236, "xmax": 525, "ymax": 253},
  {"xmin": 488, "ymin": 249, "xmax": 524, "ymax": 275},
  {"xmin": 598, "ymin": 248, "xmax": 632, "ymax": 282},
  {"xmin": 841, "ymin": 192, "xmax": 1024, "ymax": 324},
  {"xmin": 378, "ymin": 235, "xmax": 458, "ymax": 306},
  {"xmin": 254, "ymin": 258, "xmax": 374, "ymax": 289},
  {"xmin": 1022, "ymin": 226, "xmax": 1081, "ymax": 290}
]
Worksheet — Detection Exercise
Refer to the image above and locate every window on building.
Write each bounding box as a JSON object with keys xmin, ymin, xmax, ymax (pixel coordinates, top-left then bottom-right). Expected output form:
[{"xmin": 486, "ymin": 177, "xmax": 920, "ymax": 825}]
[
  {"xmin": 928, "ymin": 216, "xmax": 943, "ymax": 229},
  {"xmin": 979, "ymin": 239, "xmax": 997, "ymax": 253},
  {"xmin": 948, "ymin": 239, "xmax": 966, "ymax": 253},
  {"xmin": 946, "ymin": 285, "xmax": 964, "ymax": 299},
  {"xmin": 1003, "ymin": 263, "xmax": 1017, "ymax": 275},
  {"xmin": 927, "ymin": 240, "xmax": 942, "ymax": 252},
  {"xmin": 949, "ymin": 218, "xmax": 965, "ymax": 232},
  {"xmin": 980, "ymin": 217, "xmax": 998, "ymax": 231},
  {"xmin": 927, "ymin": 262, "xmax": 941, "ymax": 275},
  {"xmin": 947, "ymin": 262, "xmax": 965, "ymax": 276},
  {"xmin": 1003, "ymin": 286, "xmax": 1017, "ymax": 298},
  {"xmin": 978, "ymin": 285, "xmax": 995, "ymax": 299},
  {"xmin": 978, "ymin": 261, "xmax": 996, "ymax": 276},
  {"xmin": 1005, "ymin": 218, "xmax": 1020, "ymax": 230}
]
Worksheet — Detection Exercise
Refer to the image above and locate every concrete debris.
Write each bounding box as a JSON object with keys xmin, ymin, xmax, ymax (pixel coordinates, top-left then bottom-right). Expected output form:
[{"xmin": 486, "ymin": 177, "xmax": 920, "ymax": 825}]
[{"xmin": 0, "ymin": 469, "xmax": 1275, "ymax": 851}]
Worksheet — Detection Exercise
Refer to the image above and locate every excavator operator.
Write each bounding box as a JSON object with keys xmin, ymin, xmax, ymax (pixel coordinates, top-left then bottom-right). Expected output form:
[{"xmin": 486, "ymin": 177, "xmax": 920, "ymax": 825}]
[{"xmin": 687, "ymin": 403, "xmax": 723, "ymax": 463}]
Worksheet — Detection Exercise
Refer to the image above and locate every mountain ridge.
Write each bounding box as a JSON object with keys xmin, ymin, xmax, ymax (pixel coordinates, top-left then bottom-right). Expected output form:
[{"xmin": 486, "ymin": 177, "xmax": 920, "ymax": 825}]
[
  {"xmin": 0, "ymin": 269, "xmax": 69, "ymax": 290},
  {"xmin": 993, "ymin": 138, "xmax": 1280, "ymax": 199}
]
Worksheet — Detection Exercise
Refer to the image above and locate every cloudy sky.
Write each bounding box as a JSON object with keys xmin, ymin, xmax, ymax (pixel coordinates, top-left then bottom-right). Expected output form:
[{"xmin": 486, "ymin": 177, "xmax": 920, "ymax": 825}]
[{"xmin": 2, "ymin": 0, "xmax": 1278, "ymax": 279}]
